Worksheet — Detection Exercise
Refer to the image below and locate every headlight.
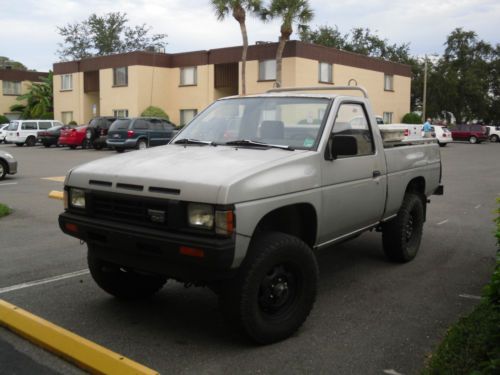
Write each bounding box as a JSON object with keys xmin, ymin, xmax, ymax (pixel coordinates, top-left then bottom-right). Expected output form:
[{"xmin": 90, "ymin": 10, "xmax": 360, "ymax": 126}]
[
  {"xmin": 70, "ymin": 188, "xmax": 86, "ymax": 208},
  {"xmin": 187, "ymin": 203, "xmax": 214, "ymax": 229}
]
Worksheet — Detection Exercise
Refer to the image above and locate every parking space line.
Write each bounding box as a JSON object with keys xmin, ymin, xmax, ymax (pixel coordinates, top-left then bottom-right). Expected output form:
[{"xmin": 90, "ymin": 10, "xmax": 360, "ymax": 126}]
[
  {"xmin": 0, "ymin": 270, "xmax": 90, "ymax": 295},
  {"xmin": 41, "ymin": 176, "xmax": 65, "ymax": 182},
  {"xmin": 383, "ymin": 369, "xmax": 404, "ymax": 375},
  {"xmin": 459, "ymin": 294, "xmax": 482, "ymax": 300},
  {"xmin": 0, "ymin": 182, "xmax": 18, "ymax": 187},
  {"xmin": 474, "ymin": 204, "xmax": 481, "ymax": 209},
  {"xmin": 0, "ymin": 300, "xmax": 159, "ymax": 375},
  {"xmin": 436, "ymin": 219, "xmax": 449, "ymax": 225}
]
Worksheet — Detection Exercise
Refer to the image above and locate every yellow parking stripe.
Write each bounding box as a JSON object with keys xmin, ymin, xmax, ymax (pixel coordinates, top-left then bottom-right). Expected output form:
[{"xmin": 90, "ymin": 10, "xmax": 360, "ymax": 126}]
[
  {"xmin": 49, "ymin": 190, "xmax": 64, "ymax": 200},
  {"xmin": 0, "ymin": 300, "xmax": 159, "ymax": 375},
  {"xmin": 42, "ymin": 176, "xmax": 65, "ymax": 182}
]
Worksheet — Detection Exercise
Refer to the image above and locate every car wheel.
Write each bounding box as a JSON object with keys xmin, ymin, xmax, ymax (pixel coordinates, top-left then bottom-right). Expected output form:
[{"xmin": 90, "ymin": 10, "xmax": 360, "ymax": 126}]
[
  {"xmin": 94, "ymin": 143, "xmax": 103, "ymax": 150},
  {"xmin": 438, "ymin": 142, "xmax": 446, "ymax": 147},
  {"xmin": 136, "ymin": 139, "xmax": 148, "ymax": 150},
  {"xmin": 43, "ymin": 143, "xmax": 51, "ymax": 148},
  {"xmin": 15, "ymin": 143, "xmax": 23, "ymax": 147},
  {"xmin": 69, "ymin": 145, "xmax": 76, "ymax": 150},
  {"xmin": 218, "ymin": 232, "xmax": 318, "ymax": 344},
  {"xmin": 81, "ymin": 139, "xmax": 90, "ymax": 149},
  {"xmin": 26, "ymin": 136, "xmax": 36, "ymax": 147},
  {"xmin": 382, "ymin": 193, "xmax": 425, "ymax": 262},
  {"xmin": 469, "ymin": 136, "xmax": 478, "ymax": 144},
  {"xmin": 88, "ymin": 252, "xmax": 167, "ymax": 299},
  {"xmin": 0, "ymin": 160, "xmax": 7, "ymax": 180},
  {"xmin": 490, "ymin": 134, "xmax": 499, "ymax": 143},
  {"xmin": 115, "ymin": 148, "xmax": 125, "ymax": 153}
]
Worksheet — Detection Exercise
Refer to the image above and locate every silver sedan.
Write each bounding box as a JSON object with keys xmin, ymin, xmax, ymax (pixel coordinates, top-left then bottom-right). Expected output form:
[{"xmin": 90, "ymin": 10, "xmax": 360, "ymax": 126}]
[{"xmin": 0, "ymin": 150, "xmax": 18, "ymax": 180}]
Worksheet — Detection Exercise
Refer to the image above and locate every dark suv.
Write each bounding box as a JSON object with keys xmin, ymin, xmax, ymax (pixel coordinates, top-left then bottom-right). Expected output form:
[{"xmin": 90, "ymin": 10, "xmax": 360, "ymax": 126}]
[
  {"xmin": 106, "ymin": 117, "xmax": 175, "ymax": 153},
  {"xmin": 451, "ymin": 124, "xmax": 489, "ymax": 144},
  {"xmin": 86, "ymin": 116, "xmax": 117, "ymax": 149}
]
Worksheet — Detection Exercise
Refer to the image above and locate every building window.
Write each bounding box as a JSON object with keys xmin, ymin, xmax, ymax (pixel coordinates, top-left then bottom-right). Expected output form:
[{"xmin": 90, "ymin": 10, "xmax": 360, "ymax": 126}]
[
  {"xmin": 384, "ymin": 74, "xmax": 394, "ymax": 91},
  {"xmin": 2, "ymin": 80, "xmax": 21, "ymax": 95},
  {"xmin": 318, "ymin": 62, "xmax": 333, "ymax": 83},
  {"xmin": 113, "ymin": 67, "xmax": 128, "ymax": 86},
  {"xmin": 180, "ymin": 109, "xmax": 198, "ymax": 125},
  {"xmin": 61, "ymin": 74, "xmax": 73, "ymax": 91},
  {"xmin": 61, "ymin": 111, "xmax": 73, "ymax": 124},
  {"xmin": 259, "ymin": 60, "xmax": 276, "ymax": 81},
  {"xmin": 180, "ymin": 67, "xmax": 197, "ymax": 86},
  {"xmin": 113, "ymin": 109, "xmax": 129, "ymax": 117},
  {"xmin": 383, "ymin": 112, "xmax": 393, "ymax": 124}
]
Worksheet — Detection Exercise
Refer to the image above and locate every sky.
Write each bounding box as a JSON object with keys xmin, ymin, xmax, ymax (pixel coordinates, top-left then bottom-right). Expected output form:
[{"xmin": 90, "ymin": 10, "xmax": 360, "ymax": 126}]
[{"xmin": 0, "ymin": 0, "xmax": 498, "ymax": 72}]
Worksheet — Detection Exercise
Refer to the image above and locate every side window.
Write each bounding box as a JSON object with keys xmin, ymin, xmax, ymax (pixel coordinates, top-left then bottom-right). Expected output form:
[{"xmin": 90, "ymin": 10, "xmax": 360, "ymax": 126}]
[
  {"xmin": 150, "ymin": 120, "xmax": 163, "ymax": 131},
  {"xmin": 39, "ymin": 121, "xmax": 52, "ymax": 130},
  {"xmin": 22, "ymin": 122, "xmax": 37, "ymax": 130},
  {"xmin": 162, "ymin": 121, "xmax": 174, "ymax": 130},
  {"xmin": 133, "ymin": 120, "xmax": 149, "ymax": 130},
  {"xmin": 332, "ymin": 103, "xmax": 374, "ymax": 157}
]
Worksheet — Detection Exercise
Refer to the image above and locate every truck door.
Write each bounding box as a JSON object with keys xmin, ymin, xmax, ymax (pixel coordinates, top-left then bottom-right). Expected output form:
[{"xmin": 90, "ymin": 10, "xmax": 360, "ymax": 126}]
[{"xmin": 319, "ymin": 101, "xmax": 387, "ymax": 244}]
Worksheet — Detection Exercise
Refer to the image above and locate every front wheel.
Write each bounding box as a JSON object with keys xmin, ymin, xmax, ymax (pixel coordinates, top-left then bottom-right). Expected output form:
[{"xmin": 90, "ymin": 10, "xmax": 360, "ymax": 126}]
[
  {"xmin": 469, "ymin": 136, "xmax": 478, "ymax": 144},
  {"xmin": 438, "ymin": 142, "xmax": 446, "ymax": 147},
  {"xmin": 490, "ymin": 134, "xmax": 499, "ymax": 143},
  {"xmin": 0, "ymin": 160, "xmax": 7, "ymax": 180},
  {"xmin": 115, "ymin": 148, "xmax": 125, "ymax": 153},
  {"xmin": 382, "ymin": 193, "xmax": 425, "ymax": 262},
  {"xmin": 219, "ymin": 232, "xmax": 318, "ymax": 344},
  {"xmin": 88, "ymin": 253, "xmax": 167, "ymax": 299}
]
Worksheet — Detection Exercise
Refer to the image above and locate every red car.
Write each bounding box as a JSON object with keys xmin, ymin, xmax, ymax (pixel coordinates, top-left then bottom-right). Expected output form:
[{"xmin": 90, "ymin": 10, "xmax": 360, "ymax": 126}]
[
  {"xmin": 450, "ymin": 124, "xmax": 489, "ymax": 144},
  {"xmin": 58, "ymin": 125, "xmax": 90, "ymax": 149}
]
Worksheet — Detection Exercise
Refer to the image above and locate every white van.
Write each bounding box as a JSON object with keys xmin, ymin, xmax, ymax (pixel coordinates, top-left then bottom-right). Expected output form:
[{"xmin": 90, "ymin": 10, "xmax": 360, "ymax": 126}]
[{"xmin": 5, "ymin": 120, "xmax": 63, "ymax": 146}]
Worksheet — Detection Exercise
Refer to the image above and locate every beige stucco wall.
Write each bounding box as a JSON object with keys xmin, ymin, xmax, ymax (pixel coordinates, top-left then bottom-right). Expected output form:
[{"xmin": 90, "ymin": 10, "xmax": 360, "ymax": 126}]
[
  {"xmin": 53, "ymin": 72, "xmax": 85, "ymax": 123},
  {"xmin": 1, "ymin": 80, "xmax": 32, "ymax": 118}
]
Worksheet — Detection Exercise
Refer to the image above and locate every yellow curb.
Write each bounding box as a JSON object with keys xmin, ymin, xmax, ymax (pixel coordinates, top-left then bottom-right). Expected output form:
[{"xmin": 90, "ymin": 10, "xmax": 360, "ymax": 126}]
[
  {"xmin": 42, "ymin": 176, "xmax": 66, "ymax": 182},
  {"xmin": 49, "ymin": 191, "xmax": 64, "ymax": 200},
  {"xmin": 0, "ymin": 300, "xmax": 159, "ymax": 375}
]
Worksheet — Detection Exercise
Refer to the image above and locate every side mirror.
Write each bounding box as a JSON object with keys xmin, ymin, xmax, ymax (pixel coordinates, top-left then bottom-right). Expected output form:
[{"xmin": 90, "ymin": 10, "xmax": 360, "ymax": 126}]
[{"xmin": 325, "ymin": 134, "xmax": 358, "ymax": 160}]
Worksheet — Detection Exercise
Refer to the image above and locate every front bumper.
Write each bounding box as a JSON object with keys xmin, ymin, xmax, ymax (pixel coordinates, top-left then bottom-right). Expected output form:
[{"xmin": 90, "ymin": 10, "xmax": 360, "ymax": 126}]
[
  {"xmin": 7, "ymin": 159, "xmax": 17, "ymax": 174},
  {"xmin": 59, "ymin": 212, "xmax": 236, "ymax": 282}
]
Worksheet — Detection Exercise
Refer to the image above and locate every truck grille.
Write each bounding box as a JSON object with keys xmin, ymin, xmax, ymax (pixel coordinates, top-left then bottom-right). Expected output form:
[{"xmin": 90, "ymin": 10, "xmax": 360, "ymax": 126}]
[{"xmin": 90, "ymin": 192, "xmax": 171, "ymax": 228}]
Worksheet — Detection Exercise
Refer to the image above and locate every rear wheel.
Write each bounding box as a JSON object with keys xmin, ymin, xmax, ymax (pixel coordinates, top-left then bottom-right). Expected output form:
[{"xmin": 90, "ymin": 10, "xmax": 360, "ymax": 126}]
[
  {"xmin": 81, "ymin": 139, "xmax": 90, "ymax": 149},
  {"xmin": 115, "ymin": 148, "xmax": 125, "ymax": 153},
  {"xmin": 26, "ymin": 136, "xmax": 36, "ymax": 147},
  {"xmin": 88, "ymin": 253, "xmax": 167, "ymax": 299},
  {"xmin": 69, "ymin": 145, "xmax": 76, "ymax": 149},
  {"xmin": 0, "ymin": 160, "xmax": 7, "ymax": 180},
  {"xmin": 490, "ymin": 134, "xmax": 499, "ymax": 143},
  {"xmin": 218, "ymin": 232, "xmax": 318, "ymax": 344},
  {"xmin": 15, "ymin": 143, "xmax": 23, "ymax": 147},
  {"xmin": 438, "ymin": 142, "xmax": 446, "ymax": 147},
  {"xmin": 469, "ymin": 136, "xmax": 478, "ymax": 144},
  {"xmin": 382, "ymin": 193, "xmax": 425, "ymax": 262},
  {"xmin": 136, "ymin": 139, "xmax": 148, "ymax": 150},
  {"xmin": 43, "ymin": 143, "xmax": 51, "ymax": 148}
]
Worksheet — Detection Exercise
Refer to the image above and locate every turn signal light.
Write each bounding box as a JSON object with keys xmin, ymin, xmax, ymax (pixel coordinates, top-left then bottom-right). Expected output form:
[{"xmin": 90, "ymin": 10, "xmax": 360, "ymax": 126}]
[
  {"xmin": 179, "ymin": 246, "xmax": 205, "ymax": 258},
  {"xmin": 65, "ymin": 223, "xmax": 78, "ymax": 233}
]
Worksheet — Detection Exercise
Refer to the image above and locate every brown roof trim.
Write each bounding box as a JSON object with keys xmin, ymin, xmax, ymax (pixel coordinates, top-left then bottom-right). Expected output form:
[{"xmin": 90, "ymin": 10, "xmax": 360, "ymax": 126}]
[
  {"xmin": 53, "ymin": 41, "xmax": 411, "ymax": 77},
  {"xmin": 0, "ymin": 69, "xmax": 49, "ymax": 82}
]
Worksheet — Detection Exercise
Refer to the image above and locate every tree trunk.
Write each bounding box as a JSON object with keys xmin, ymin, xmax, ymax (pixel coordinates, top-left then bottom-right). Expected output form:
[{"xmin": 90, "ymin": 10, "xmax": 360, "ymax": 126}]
[
  {"xmin": 275, "ymin": 36, "xmax": 287, "ymax": 88},
  {"xmin": 239, "ymin": 21, "xmax": 248, "ymax": 96}
]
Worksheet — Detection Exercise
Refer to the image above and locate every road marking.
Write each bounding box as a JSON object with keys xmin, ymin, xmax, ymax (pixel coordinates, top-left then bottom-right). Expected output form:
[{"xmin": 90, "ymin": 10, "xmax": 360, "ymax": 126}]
[
  {"xmin": 459, "ymin": 294, "xmax": 482, "ymax": 300},
  {"xmin": 474, "ymin": 204, "xmax": 481, "ymax": 209},
  {"xmin": 49, "ymin": 190, "xmax": 64, "ymax": 200},
  {"xmin": 0, "ymin": 269, "xmax": 90, "ymax": 295},
  {"xmin": 436, "ymin": 219, "xmax": 449, "ymax": 225},
  {"xmin": 384, "ymin": 370, "xmax": 404, "ymax": 375},
  {"xmin": 41, "ymin": 176, "xmax": 65, "ymax": 182},
  {"xmin": 0, "ymin": 300, "xmax": 159, "ymax": 375},
  {"xmin": 0, "ymin": 182, "xmax": 18, "ymax": 187}
]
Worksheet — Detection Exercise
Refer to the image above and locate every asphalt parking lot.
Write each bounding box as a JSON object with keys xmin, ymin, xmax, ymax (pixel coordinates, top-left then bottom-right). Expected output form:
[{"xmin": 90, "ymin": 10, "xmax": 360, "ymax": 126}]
[{"xmin": 0, "ymin": 141, "xmax": 499, "ymax": 375}]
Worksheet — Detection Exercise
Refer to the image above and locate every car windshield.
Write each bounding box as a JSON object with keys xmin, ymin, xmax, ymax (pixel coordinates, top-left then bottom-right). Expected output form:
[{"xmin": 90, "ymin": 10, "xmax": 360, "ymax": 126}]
[
  {"xmin": 175, "ymin": 97, "xmax": 331, "ymax": 150},
  {"xmin": 7, "ymin": 122, "xmax": 19, "ymax": 131},
  {"xmin": 110, "ymin": 119, "xmax": 131, "ymax": 130}
]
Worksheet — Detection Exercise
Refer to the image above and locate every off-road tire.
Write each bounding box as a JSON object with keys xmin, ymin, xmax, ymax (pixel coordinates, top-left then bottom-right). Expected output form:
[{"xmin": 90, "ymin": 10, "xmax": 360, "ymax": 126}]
[
  {"xmin": 382, "ymin": 193, "xmax": 425, "ymax": 262},
  {"xmin": 0, "ymin": 160, "xmax": 7, "ymax": 180},
  {"xmin": 88, "ymin": 253, "xmax": 167, "ymax": 299},
  {"xmin": 219, "ymin": 232, "xmax": 318, "ymax": 344}
]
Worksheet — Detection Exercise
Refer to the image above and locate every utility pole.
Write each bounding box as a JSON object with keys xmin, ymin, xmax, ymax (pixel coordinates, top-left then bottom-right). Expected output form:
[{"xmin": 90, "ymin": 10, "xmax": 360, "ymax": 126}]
[{"xmin": 422, "ymin": 55, "xmax": 428, "ymax": 122}]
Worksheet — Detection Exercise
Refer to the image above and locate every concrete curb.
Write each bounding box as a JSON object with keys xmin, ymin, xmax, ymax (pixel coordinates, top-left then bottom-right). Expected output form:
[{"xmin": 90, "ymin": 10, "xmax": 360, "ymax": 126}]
[
  {"xmin": 48, "ymin": 191, "xmax": 64, "ymax": 200},
  {"xmin": 0, "ymin": 299, "xmax": 159, "ymax": 375}
]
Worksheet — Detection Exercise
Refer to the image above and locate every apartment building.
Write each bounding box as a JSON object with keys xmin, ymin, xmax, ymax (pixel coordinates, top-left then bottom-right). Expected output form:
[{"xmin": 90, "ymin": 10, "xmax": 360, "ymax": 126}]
[
  {"xmin": 1, "ymin": 69, "xmax": 50, "ymax": 120},
  {"xmin": 53, "ymin": 41, "xmax": 411, "ymax": 125}
]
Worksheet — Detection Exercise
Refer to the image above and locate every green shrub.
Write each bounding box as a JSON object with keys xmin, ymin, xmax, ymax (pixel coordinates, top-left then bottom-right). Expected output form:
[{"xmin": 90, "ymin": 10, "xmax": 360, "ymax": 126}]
[
  {"xmin": 402, "ymin": 113, "xmax": 422, "ymax": 124},
  {"xmin": 0, "ymin": 115, "xmax": 9, "ymax": 124},
  {"xmin": 141, "ymin": 106, "xmax": 169, "ymax": 120},
  {"xmin": 0, "ymin": 203, "xmax": 11, "ymax": 218},
  {"xmin": 68, "ymin": 120, "xmax": 78, "ymax": 126}
]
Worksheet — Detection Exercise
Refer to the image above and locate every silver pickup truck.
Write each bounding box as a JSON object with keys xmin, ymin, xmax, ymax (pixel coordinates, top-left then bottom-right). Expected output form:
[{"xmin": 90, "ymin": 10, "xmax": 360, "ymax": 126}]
[{"xmin": 59, "ymin": 87, "xmax": 443, "ymax": 344}]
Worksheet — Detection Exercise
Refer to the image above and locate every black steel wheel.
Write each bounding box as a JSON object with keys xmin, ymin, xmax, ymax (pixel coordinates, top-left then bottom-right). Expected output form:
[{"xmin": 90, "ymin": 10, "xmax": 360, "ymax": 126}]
[
  {"xmin": 219, "ymin": 232, "xmax": 318, "ymax": 344},
  {"xmin": 382, "ymin": 193, "xmax": 425, "ymax": 262},
  {"xmin": 88, "ymin": 253, "xmax": 167, "ymax": 299}
]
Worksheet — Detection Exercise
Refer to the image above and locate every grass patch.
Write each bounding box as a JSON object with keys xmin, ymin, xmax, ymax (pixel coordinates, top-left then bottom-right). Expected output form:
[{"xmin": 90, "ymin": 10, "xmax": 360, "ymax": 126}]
[{"xmin": 0, "ymin": 203, "xmax": 11, "ymax": 218}]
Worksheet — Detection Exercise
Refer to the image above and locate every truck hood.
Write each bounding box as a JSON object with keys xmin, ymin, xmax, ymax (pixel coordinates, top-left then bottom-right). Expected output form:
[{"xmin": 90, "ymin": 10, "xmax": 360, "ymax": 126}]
[{"xmin": 67, "ymin": 144, "xmax": 320, "ymax": 204}]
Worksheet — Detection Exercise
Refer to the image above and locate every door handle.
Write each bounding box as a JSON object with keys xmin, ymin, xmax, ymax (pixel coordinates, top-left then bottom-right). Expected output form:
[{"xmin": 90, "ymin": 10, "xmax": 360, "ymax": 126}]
[{"xmin": 373, "ymin": 170, "xmax": 381, "ymax": 178}]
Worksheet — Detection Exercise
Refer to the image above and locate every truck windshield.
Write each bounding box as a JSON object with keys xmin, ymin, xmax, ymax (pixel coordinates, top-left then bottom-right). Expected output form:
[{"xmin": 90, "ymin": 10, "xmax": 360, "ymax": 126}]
[
  {"xmin": 7, "ymin": 122, "xmax": 19, "ymax": 131},
  {"xmin": 176, "ymin": 97, "xmax": 331, "ymax": 150}
]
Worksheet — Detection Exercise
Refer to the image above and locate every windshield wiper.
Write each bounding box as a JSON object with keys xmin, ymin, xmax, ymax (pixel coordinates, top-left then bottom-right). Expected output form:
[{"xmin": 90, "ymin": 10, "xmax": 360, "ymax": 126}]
[
  {"xmin": 225, "ymin": 139, "xmax": 295, "ymax": 151},
  {"xmin": 174, "ymin": 138, "xmax": 217, "ymax": 146}
]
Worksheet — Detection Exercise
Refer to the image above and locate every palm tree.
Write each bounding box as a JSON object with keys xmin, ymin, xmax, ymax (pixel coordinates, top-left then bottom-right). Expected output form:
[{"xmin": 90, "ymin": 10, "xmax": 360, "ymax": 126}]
[
  {"xmin": 10, "ymin": 72, "xmax": 53, "ymax": 119},
  {"xmin": 263, "ymin": 0, "xmax": 313, "ymax": 88},
  {"xmin": 211, "ymin": 0, "xmax": 262, "ymax": 95}
]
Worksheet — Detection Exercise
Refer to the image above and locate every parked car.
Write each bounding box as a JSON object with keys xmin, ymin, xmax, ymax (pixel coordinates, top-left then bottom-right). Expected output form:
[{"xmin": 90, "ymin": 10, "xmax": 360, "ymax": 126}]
[
  {"xmin": 431, "ymin": 125, "xmax": 453, "ymax": 147},
  {"xmin": 86, "ymin": 116, "xmax": 118, "ymax": 150},
  {"xmin": 486, "ymin": 125, "xmax": 500, "ymax": 142},
  {"xmin": 5, "ymin": 120, "xmax": 63, "ymax": 146},
  {"xmin": 0, "ymin": 124, "xmax": 9, "ymax": 143},
  {"xmin": 106, "ymin": 117, "xmax": 175, "ymax": 153},
  {"xmin": 450, "ymin": 124, "xmax": 489, "ymax": 144},
  {"xmin": 60, "ymin": 87, "xmax": 443, "ymax": 344},
  {"xmin": 37, "ymin": 125, "xmax": 75, "ymax": 147},
  {"xmin": 0, "ymin": 150, "xmax": 18, "ymax": 180},
  {"xmin": 58, "ymin": 125, "xmax": 90, "ymax": 149}
]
